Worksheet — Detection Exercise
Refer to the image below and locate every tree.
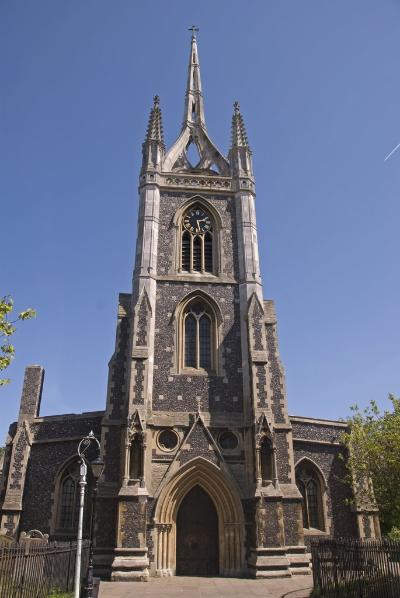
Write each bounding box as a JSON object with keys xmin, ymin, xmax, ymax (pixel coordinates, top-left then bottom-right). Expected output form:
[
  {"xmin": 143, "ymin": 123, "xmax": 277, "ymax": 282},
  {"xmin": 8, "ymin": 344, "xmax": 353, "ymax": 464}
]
[
  {"xmin": 0, "ymin": 296, "xmax": 36, "ymax": 386},
  {"xmin": 342, "ymin": 396, "xmax": 400, "ymax": 536}
]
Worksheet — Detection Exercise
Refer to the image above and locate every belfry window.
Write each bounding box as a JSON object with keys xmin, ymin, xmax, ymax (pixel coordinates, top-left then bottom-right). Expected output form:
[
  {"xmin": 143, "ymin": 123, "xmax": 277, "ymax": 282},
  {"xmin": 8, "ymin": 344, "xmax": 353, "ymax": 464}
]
[
  {"xmin": 295, "ymin": 462, "xmax": 325, "ymax": 531},
  {"xmin": 183, "ymin": 301, "xmax": 214, "ymax": 371},
  {"xmin": 181, "ymin": 206, "xmax": 214, "ymax": 273}
]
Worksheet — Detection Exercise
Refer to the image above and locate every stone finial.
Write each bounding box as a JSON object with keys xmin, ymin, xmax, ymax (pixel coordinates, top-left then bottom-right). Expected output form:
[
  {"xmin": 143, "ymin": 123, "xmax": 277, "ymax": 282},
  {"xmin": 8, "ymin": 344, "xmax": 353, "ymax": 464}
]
[
  {"xmin": 228, "ymin": 101, "xmax": 253, "ymax": 178},
  {"xmin": 144, "ymin": 95, "xmax": 165, "ymax": 148},
  {"xmin": 231, "ymin": 101, "xmax": 250, "ymax": 150}
]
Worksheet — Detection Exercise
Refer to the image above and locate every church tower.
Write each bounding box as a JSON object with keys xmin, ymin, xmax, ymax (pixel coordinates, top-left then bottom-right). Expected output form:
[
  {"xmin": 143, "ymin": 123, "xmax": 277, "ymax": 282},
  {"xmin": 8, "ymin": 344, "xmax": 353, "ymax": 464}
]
[{"xmin": 97, "ymin": 30, "xmax": 310, "ymax": 580}]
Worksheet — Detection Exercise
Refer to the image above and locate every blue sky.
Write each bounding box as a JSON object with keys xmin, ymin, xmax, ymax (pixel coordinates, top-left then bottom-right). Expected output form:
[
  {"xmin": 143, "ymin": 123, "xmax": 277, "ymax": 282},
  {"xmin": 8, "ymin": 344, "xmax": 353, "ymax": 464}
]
[{"xmin": 1, "ymin": 1, "xmax": 399, "ymax": 442}]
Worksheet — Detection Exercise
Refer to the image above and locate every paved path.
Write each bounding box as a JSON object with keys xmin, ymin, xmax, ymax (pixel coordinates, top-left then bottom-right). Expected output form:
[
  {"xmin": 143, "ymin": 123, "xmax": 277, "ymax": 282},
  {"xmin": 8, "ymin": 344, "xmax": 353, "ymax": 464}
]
[{"xmin": 99, "ymin": 575, "xmax": 313, "ymax": 598}]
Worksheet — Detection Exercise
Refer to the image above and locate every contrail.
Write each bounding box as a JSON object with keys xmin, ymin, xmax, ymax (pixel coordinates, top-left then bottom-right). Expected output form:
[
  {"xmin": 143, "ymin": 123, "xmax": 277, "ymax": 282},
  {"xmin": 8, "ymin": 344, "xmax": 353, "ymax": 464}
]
[{"xmin": 384, "ymin": 142, "xmax": 400, "ymax": 161}]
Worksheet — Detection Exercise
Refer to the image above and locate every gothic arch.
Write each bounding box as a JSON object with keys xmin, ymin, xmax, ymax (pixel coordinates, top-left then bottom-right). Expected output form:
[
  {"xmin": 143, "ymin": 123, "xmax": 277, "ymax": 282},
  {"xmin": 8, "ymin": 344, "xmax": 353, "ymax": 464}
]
[
  {"xmin": 154, "ymin": 457, "xmax": 245, "ymax": 576},
  {"xmin": 172, "ymin": 196, "xmax": 223, "ymax": 275},
  {"xmin": 172, "ymin": 290, "xmax": 222, "ymax": 374},
  {"xmin": 50, "ymin": 455, "xmax": 93, "ymax": 537},
  {"xmin": 295, "ymin": 457, "xmax": 328, "ymax": 489},
  {"xmin": 295, "ymin": 457, "xmax": 330, "ymax": 533}
]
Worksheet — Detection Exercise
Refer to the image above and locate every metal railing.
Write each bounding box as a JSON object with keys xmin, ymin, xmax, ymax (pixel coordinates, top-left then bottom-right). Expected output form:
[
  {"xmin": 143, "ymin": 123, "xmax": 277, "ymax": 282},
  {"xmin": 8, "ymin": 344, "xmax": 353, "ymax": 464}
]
[
  {"xmin": 0, "ymin": 539, "xmax": 90, "ymax": 598},
  {"xmin": 311, "ymin": 537, "xmax": 400, "ymax": 597}
]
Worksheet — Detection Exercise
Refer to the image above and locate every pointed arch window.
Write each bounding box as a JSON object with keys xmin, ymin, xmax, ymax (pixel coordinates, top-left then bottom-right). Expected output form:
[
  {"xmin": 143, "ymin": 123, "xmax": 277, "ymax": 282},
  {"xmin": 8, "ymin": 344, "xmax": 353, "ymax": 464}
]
[
  {"xmin": 180, "ymin": 299, "xmax": 216, "ymax": 372},
  {"xmin": 181, "ymin": 205, "xmax": 214, "ymax": 274},
  {"xmin": 295, "ymin": 462, "xmax": 325, "ymax": 531},
  {"xmin": 56, "ymin": 460, "xmax": 92, "ymax": 536}
]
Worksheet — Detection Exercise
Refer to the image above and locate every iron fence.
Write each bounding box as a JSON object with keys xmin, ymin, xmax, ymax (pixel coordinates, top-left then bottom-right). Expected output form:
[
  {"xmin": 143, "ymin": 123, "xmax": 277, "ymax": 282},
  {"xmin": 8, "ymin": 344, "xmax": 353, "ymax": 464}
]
[
  {"xmin": 311, "ymin": 537, "xmax": 400, "ymax": 597},
  {"xmin": 0, "ymin": 539, "xmax": 90, "ymax": 598}
]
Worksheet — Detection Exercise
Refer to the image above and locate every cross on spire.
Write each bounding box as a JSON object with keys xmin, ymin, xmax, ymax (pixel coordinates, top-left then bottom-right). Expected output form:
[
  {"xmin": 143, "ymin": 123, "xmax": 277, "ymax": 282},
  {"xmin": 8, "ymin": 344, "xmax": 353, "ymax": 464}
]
[{"xmin": 188, "ymin": 25, "xmax": 199, "ymax": 39}]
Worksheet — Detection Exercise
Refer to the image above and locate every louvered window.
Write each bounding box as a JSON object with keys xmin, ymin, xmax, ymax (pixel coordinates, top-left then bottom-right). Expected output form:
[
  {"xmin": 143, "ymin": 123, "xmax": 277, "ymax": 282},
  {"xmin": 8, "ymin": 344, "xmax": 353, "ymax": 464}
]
[
  {"xmin": 193, "ymin": 236, "xmax": 202, "ymax": 271},
  {"xmin": 204, "ymin": 232, "xmax": 213, "ymax": 272},
  {"xmin": 182, "ymin": 231, "xmax": 191, "ymax": 271}
]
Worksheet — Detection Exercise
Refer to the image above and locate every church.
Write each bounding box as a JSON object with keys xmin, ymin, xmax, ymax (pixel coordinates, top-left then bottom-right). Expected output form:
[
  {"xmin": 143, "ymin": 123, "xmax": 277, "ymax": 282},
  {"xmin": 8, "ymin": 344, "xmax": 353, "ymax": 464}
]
[{"xmin": 0, "ymin": 32, "xmax": 380, "ymax": 580}]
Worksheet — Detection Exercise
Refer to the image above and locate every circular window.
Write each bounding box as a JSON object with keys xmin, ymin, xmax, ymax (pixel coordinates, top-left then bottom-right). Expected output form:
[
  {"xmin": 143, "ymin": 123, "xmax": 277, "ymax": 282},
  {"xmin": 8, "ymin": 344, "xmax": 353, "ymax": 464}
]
[
  {"xmin": 158, "ymin": 429, "xmax": 179, "ymax": 451},
  {"xmin": 219, "ymin": 431, "xmax": 238, "ymax": 451}
]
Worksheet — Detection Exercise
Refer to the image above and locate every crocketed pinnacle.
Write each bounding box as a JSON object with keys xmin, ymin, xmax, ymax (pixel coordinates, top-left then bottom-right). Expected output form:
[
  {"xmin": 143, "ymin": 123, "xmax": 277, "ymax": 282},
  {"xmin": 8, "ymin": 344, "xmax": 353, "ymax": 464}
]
[
  {"xmin": 230, "ymin": 101, "xmax": 250, "ymax": 149},
  {"xmin": 145, "ymin": 95, "xmax": 165, "ymax": 148}
]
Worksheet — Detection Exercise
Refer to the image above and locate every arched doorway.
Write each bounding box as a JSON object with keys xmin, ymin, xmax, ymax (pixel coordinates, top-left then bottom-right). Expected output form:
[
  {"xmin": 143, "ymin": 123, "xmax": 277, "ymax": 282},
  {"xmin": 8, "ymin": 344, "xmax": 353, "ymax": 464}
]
[
  {"xmin": 176, "ymin": 485, "xmax": 219, "ymax": 575},
  {"xmin": 154, "ymin": 457, "xmax": 245, "ymax": 576}
]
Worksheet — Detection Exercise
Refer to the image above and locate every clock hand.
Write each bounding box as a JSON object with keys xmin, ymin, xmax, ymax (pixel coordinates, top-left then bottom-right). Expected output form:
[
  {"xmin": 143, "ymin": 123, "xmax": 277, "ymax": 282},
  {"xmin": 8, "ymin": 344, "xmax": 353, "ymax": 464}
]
[{"xmin": 196, "ymin": 219, "xmax": 203, "ymax": 232}]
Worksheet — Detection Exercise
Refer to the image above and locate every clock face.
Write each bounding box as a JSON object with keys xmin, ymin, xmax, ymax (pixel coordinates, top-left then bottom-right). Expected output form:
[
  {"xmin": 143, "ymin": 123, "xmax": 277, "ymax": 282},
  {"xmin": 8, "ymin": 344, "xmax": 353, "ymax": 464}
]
[{"xmin": 183, "ymin": 208, "xmax": 212, "ymax": 233}]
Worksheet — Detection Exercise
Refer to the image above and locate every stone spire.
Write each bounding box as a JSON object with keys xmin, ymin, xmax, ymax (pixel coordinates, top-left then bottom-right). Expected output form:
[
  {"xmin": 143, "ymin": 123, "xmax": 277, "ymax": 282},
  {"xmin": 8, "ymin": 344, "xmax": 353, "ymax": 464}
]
[
  {"xmin": 182, "ymin": 26, "xmax": 206, "ymax": 129},
  {"xmin": 162, "ymin": 30, "xmax": 230, "ymax": 175},
  {"xmin": 229, "ymin": 101, "xmax": 253, "ymax": 178},
  {"xmin": 141, "ymin": 95, "xmax": 165, "ymax": 173}
]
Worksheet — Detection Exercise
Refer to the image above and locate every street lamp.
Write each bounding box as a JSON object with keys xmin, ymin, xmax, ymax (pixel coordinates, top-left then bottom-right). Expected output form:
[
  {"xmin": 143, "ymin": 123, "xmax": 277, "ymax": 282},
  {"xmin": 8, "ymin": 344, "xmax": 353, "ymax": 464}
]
[
  {"xmin": 83, "ymin": 454, "xmax": 105, "ymax": 597},
  {"xmin": 73, "ymin": 431, "xmax": 103, "ymax": 598}
]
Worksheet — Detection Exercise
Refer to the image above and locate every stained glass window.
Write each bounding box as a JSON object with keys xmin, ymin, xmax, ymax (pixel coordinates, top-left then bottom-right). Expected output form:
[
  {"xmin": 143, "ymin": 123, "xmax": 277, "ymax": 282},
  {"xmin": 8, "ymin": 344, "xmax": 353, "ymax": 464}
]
[
  {"xmin": 295, "ymin": 463, "xmax": 324, "ymax": 531},
  {"xmin": 60, "ymin": 477, "xmax": 75, "ymax": 529},
  {"xmin": 297, "ymin": 480, "xmax": 308, "ymax": 528},
  {"xmin": 57, "ymin": 461, "xmax": 92, "ymax": 534},
  {"xmin": 307, "ymin": 479, "xmax": 320, "ymax": 529}
]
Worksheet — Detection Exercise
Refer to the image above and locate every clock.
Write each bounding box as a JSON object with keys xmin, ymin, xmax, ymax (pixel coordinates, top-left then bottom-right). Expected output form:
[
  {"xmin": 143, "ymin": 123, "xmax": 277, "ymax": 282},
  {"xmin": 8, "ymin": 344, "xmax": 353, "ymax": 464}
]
[{"xmin": 183, "ymin": 208, "xmax": 212, "ymax": 233}]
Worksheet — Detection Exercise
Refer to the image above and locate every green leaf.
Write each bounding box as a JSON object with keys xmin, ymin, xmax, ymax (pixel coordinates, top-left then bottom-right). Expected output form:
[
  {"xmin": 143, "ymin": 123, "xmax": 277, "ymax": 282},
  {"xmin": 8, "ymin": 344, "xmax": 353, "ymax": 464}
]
[
  {"xmin": 1, "ymin": 344, "xmax": 15, "ymax": 355},
  {"xmin": 18, "ymin": 308, "xmax": 37, "ymax": 321}
]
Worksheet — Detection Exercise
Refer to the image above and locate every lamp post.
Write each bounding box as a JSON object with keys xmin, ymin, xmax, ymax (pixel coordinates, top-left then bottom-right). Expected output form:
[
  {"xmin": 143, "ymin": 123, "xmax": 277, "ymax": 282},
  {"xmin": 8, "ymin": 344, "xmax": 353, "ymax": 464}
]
[
  {"xmin": 83, "ymin": 454, "xmax": 104, "ymax": 597},
  {"xmin": 73, "ymin": 431, "xmax": 103, "ymax": 598}
]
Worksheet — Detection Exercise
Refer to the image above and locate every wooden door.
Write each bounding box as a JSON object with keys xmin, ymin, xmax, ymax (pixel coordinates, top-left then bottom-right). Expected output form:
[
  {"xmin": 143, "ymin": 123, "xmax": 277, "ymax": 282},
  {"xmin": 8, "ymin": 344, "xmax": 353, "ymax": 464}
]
[{"xmin": 176, "ymin": 485, "xmax": 219, "ymax": 576}]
